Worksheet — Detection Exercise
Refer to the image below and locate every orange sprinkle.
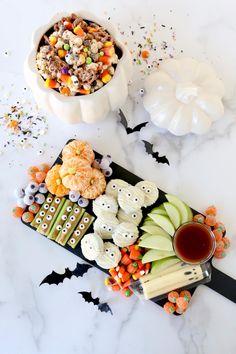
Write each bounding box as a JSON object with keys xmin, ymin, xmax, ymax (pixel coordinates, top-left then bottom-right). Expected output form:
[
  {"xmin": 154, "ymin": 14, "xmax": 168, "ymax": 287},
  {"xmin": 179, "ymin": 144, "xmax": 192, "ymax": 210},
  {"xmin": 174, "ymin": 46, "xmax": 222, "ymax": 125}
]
[
  {"xmin": 7, "ymin": 120, "xmax": 18, "ymax": 129},
  {"xmin": 142, "ymin": 50, "xmax": 150, "ymax": 59}
]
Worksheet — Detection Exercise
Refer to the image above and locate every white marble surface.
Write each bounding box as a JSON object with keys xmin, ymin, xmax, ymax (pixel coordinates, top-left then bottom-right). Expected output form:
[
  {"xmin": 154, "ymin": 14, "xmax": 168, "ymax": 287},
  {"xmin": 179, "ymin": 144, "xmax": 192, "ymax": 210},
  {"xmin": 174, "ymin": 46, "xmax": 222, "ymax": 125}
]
[{"xmin": 0, "ymin": 0, "xmax": 236, "ymax": 353}]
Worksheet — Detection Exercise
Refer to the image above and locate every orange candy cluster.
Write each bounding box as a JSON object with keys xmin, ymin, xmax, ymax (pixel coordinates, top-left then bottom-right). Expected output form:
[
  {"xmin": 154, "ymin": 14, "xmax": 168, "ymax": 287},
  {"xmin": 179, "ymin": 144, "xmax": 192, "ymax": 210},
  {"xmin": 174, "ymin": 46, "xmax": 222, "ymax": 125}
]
[
  {"xmin": 193, "ymin": 205, "xmax": 230, "ymax": 259},
  {"xmin": 164, "ymin": 290, "xmax": 192, "ymax": 315},
  {"xmin": 28, "ymin": 163, "xmax": 50, "ymax": 183},
  {"xmin": 105, "ymin": 245, "xmax": 150, "ymax": 298}
]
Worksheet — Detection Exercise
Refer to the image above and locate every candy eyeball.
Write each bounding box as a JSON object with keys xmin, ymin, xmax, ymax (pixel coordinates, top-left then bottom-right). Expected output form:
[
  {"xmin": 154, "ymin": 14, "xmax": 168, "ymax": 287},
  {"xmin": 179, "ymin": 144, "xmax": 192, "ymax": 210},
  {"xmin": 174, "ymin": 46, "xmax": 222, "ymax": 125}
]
[
  {"xmin": 69, "ymin": 190, "xmax": 80, "ymax": 202},
  {"xmin": 135, "ymin": 181, "xmax": 159, "ymax": 207},
  {"xmin": 92, "ymin": 159, "xmax": 101, "ymax": 169},
  {"xmin": 78, "ymin": 197, "xmax": 89, "ymax": 208},
  {"xmin": 16, "ymin": 198, "xmax": 27, "ymax": 209},
  {"xmin": 23, "ymin": 194, "xmax": 34, "ymax": 206},
  {"xmin": 81, "ymin": 233, "xmax": 104, "ymax": 261},
  {"xmin": 25, "ymin": 181, "xmax": 39, "ymax": 195},
  {"xmin": 117, "ymin": 208, "xmax": 143, "ymax": 226},
  {"xmin": 105, "ymin": 154, "xmax": 112, "ymax": 163},
  {"xmin": 105, "ymin": 179, "xmax": 129, "ymax": 199},
  {"xmin": 65, "ymin": 53, "xmax": 74, "ymax": 65},
  {"xmin": 102, "ymin": 166, "xmax": 113, "ymax": 177},
  {"xmin": 34, "ymin": 193, "xmax": 45, "ymax": 205},
  {"xmin": 14, "ymin": 187, "xmax": 25, "ymax": 199},
  {"xmin": 37, "ymin": 149, "xmax": 44, "ymax": 156},
  {"xmin": 118, "ymin": 186, "xmax": 145, "ymax": 213},
  {"xmin": 95, "ymin": 242, "xmax": 121, "ymax": 269},
  {"xmin": 71, "ymin": 75, "xmax": 79, "ymax": 86},
  {"xmin": 112, "ymin": 222, "xmax": 139, "ymax": 247},
  {"xmin": 99, "ymin": 157, "xmax": 110, "ymax": 170},
  {"xmin": 139, "ymin": 88, "xmax": 145, "ymax": 96},
  {"xmin": 93, "ymin": 195, "xmax": 118, "ymax": 217},
  {"xmin": 93, "ymin": 214, "xmax": 119, "ymax": 240},
  {"xmin": 38, "ymin": 183, "xmax": 48, "ymax": 194}
]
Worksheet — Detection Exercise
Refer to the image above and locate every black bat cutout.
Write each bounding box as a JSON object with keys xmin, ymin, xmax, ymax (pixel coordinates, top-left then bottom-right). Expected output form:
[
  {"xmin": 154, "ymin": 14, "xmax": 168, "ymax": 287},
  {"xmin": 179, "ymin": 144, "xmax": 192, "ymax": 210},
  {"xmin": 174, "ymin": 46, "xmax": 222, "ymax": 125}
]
[
  {"xmin": 78, "ymin": 291, "xmax": 113, "ymax": 315},
  {"xmin": 142, "ymin": 140, "xmax": 170, "ymax": 165},
  {"xmin": 40, "ymin": 263, "xmax": 92, "ymax": 286},
  {"xmin": 119, "ymin": 109, "xmax": 148, "ymax": 134}
]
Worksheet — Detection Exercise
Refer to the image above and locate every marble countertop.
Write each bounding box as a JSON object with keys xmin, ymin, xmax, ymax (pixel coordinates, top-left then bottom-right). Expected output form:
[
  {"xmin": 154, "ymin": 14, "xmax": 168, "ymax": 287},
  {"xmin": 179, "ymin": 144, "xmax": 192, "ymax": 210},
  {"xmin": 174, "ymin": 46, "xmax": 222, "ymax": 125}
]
[{"xmin": 0, "ymin": 0, "xmax": 236, "ymax": 353}]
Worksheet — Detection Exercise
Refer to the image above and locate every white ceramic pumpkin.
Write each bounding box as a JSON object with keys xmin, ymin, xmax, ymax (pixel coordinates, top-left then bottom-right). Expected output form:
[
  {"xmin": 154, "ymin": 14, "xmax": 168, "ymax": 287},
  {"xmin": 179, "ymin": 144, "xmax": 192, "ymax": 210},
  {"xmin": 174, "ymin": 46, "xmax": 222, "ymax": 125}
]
[
  {"xmin": 143, "ymin": 57, "xmax": 225, "ymax": 135},
  {"xmin": 24, "ymin": 11, "xmax": 132, "ymax": 124}
]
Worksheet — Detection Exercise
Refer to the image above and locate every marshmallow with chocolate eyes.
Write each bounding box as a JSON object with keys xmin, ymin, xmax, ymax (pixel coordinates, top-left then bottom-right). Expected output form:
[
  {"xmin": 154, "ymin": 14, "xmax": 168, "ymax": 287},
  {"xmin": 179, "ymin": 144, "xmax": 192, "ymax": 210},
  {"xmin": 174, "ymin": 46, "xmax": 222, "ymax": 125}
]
[
  {"xmin": 81, "ymin": 233, "xmax": 104, "ymax": 261},
  {"xmin": 93, "ymin": 214, "xmax": 119, "ymax": 240},
  {"xmin": 92, "ymin": 195, "xmax": 118, "ymax": 217},
  {"xmin": 135, "ymin": 181, "xmax": 159, "ymax": 207},
  {"xmin": 117, "ymin": 208, "xmax": 143, "ymax": 226},
  {"xmin": 95, "ymin": 242, "xmax": 121, "ymax": 269},
  {"xmin": 117, "ymin": 185, "xmax": 145, "ymax": 213},
  {"xmin": 105, "ymin": 179, "xmax": 129, "ymax": 199},
  {"xmin": 112, "ymin": 222, "xmax": 139, "ymax": 248}
]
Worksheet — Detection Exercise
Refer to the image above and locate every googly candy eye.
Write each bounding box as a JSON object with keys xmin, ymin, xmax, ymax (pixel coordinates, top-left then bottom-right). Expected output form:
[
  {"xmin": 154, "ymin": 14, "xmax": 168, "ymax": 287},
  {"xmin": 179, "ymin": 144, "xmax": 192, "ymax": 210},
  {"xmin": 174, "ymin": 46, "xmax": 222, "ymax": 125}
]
[
  {"xmin": 35, "ymin": 193, "xmax": 45, "ymax": 205},
  {"xmin": 23, "ymin": 195, "xmax": 34, "ymax": 206},
  {"xmin": 102, "ymin": 224, "xmax": 107, "ymax": 230},
  {"xmin": 78, "ymin": 197, "xmax": 89, "ymax": 208},
  {"xmin": 105, "ymin": 248, "xmax": 109, "ymax": 253},
  {"xmin": 69, "ymin": 190, "xmax": 80, "ymax": 202},
  {"xmin": 74, "ymin": 208, "xmax": 80, "ymax": 214},
  {"xmin": 66, "ymin": 206, "xmax": 72, "ymax": 212},
  {"xmin": 127, "ymin": 193, "xmax": 131, "ymax": 198},
  {"xmin": 70, "ymin": 238, "xmax": 76, "ymax": 244},
  {"xmin": 61, "ymin": 214, "xmax": 67, "ymax": 221},
  {"xmin": 99, "ymin": 157, "xmax": 110, "ymax": 170},
  {"xmin": 130, "ymin": 234, "xmax": 134, "ymax": 238},
  {"xmin": 38, "ymin": 183, "xmax": 48, "ymax": 194},
  {"xmin": 36, "ymin": 218, "xmax": 41, "ymax": 224},
  {"xmin": 50, "ymin": 206, "xmax": 55, "ymax": 213},
  {"xmin": 56, "ymin": 225, "xmax": 62, "ymax": 231},
  {"xmin": 84, "ymin": 217, "xmax": 89, "ymax": 223},
  {"xmin": 147, "ymin": 64, "xmax": 152, "ymax": 70},
  {"xmin": 65, "ymin": 222, "xmax": 71, "ymax": 228},
  {"xmin": 102, "ymin": 167, "xmax": 113, "ymax": 177},
  {"xmin": 46, "ymin": 215, "xmax": 52, "ymax": 221},
  {"xmin": 112, "ymin": 184, "xmax": 116, "ymax": 190},
  {"xmin": 107, "ymin": 226, "xmax": 112, "ymax": 232},
  {"xmin": 146, "ymin": 189, "xmax": 151, "ymax": 193},
  {"xmin": 132, "ymin": 213, "xmax": 137, "ymax": 219},
  {"xmin": 139, "ymin": 88, "xmax": 145, "ymax": 96},
  {"xmin": 141, "ymin": 185, "xmax": 146, "ymax": 190},
  {"xmin": 44, "ymin": 203, "xmax": 49, "ymax": 210},
  {"xmin": 62, "ymin": 228, "xmax": 67, "ymax": 234},
  {"xmin": 40, "ymin": 211, "xmax": 45, "ymax": 217},
  {"xmin": 75, "ymin": 230, "xmax": 81, "ymax": 236},
  {"xmin": 70, "ymin": 215, "xmax": 76, "ymax": 222},
  {"xmin": 79, "ymin": 224, "xmax": 85, "ymax": 230},
  {"xmin": 47, "ymin": 197, "xmax": 53, "ymax": 203},
  {"xmin": 110, "ymin": 252, "xmax": 115, "ymax": 257},
  {"xmin": 14, "ymin": 187, "xmax": 25, "ymax": 199},
  {"xmin": 124, "ymin": 233, "xmax": 129, "ymax": 238},
  {"xmin": 42, "ymin": 223, "xmax": 48, "ymax": 230},
  {"xmin": 55, "ymin": 198, "xmax": 61, "ymax": 204},
  {"xmin": 133, "ymin": 197, "xmax": 139, "ymax": 202}
]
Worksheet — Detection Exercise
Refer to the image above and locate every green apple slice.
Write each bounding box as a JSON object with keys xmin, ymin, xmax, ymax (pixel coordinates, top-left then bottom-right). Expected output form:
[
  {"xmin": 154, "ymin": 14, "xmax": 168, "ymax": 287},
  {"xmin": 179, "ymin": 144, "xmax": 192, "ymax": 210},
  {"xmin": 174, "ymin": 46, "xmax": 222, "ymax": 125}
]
[
  {"xmin": 165, "ymin": 194, "xmax": 189, "ymax": 223},
  {"xmin": 139, "ymin": 235, "xmax": 173, "ymax": 251},
  {"xmin": 139, "ymin": 232, "xmax": 151, "ymax": 241},
  {"xmin": 140, "ymin": 224, "xmax": 171, "ymax": 238},
  {"xmin": 163, "ymin": 202, "xmax": 181, "ymax": 229},
  {"xmin": 142, "ymin": 249, "xmax": 175, "ymax": 264},
  {"xmin": 151, "ymin": 256, "xmax": 180, "ymax": 275},
  {"xmin": 148, "ymin": 214, "xmax": 175, "ymax": 236},
  {"xmin": 150, "ymin": 207, "xmax": 167, "ymax": 216},
  {"xmin": 185, "ymin": 203, "xmax": 193, "ymax": 222}
]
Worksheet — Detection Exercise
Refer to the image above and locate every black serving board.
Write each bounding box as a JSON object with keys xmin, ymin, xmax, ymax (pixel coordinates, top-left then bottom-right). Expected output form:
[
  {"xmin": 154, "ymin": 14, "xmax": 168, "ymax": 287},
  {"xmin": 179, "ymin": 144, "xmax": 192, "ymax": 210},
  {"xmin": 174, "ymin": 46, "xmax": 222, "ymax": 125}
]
[{"xmin": 22, "ymin": 140, "xmax": 236, "ymax": 312}]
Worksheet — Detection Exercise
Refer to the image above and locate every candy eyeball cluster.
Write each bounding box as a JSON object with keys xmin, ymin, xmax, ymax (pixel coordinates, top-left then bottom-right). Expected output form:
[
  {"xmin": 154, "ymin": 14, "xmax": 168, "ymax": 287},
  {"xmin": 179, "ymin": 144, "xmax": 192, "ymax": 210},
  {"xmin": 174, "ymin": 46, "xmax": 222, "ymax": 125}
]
[
  {"xmin": 93, "ymin": 195, "xmax": 118, "ymax": 217},
  {"xmin": 36, "ymin": 14, "xmax": 119, "ymax": 96}
]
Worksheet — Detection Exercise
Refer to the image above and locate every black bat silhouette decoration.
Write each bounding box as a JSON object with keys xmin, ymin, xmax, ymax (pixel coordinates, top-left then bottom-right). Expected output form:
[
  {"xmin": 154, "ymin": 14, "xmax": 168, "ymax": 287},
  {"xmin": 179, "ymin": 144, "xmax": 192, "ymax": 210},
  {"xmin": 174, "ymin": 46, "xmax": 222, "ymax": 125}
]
[
  {"xmin": 78, "ymin": 291, "xmax": 113, "ymax": 315},
  {"xmin": 40, "ymin": 263, "xmax": 92, "ymax": 286},
  {"xmin": 119, "ymin": 109, "xmax": 148, "ymax": 134},
  {"xmin": 142, "ymin": 140, "xmax": 170, "ymax": 165}
]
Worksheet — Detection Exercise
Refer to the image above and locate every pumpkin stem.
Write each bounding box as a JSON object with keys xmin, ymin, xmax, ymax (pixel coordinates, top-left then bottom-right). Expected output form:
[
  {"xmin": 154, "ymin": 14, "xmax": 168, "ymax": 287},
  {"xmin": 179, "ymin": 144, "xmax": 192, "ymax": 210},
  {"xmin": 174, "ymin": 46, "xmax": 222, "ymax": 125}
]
[
  {"xmin": 76, "ymin": 148, "xmax": 81, "ymax": 155},
  {"xmin": 56, "ymin": 178, "xmax": 61, "ymax": 185},
  {"xmin": 68, "ymin": 167, "xmax": 76, "ymax": 174}
]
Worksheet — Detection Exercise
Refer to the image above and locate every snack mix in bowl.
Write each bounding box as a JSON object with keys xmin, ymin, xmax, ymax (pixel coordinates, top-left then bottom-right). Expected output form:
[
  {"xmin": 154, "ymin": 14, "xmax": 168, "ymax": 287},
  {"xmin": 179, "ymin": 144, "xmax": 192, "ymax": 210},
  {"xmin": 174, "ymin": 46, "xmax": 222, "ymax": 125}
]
[{"xmin": 36, "ymin": 13, "xmax": 121, "ymax": 96}]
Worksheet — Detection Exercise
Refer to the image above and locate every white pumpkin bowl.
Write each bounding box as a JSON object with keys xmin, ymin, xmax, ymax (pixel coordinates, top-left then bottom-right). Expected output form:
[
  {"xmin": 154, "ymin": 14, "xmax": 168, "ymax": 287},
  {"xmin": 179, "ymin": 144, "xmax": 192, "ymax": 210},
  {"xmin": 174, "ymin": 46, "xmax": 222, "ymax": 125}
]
[
  {"xmin": 24, "ymin": 11, "xmax": 133, "ymax": 124},
  {"xmin": 143, "ymin": 57, "xmax": 225, "ymax": 136}
]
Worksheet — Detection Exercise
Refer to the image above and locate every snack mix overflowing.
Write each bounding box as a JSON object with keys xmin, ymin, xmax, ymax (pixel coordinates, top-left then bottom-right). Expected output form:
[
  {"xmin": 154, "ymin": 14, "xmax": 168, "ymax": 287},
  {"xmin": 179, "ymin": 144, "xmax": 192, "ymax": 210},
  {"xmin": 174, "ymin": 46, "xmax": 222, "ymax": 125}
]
[{"xmin": 36, "ymin": 13, "xmax": 119, "ymax": 96}]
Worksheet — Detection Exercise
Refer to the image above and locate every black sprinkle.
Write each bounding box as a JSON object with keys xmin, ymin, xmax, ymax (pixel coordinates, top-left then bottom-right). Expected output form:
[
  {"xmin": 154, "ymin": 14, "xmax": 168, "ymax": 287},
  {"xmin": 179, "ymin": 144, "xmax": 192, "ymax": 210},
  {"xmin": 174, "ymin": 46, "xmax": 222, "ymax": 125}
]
[{"xmin": 161, "ymin": 24, "xmax": 166, "ymax": 27}]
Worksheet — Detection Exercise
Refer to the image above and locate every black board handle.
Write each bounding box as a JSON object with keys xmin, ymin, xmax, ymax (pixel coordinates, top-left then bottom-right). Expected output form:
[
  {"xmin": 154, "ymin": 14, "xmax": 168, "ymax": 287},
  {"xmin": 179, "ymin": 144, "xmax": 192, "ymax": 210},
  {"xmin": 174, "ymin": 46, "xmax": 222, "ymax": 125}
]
[{"xmin": 206, "ymin": 266, "xmax": 236, "ymax": 303}]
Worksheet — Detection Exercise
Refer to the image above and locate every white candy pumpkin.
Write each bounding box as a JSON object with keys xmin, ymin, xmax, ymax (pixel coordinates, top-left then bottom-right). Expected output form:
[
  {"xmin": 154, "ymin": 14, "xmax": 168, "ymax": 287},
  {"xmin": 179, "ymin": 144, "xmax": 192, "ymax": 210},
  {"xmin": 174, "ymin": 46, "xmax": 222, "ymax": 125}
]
[
  {"xmin": 24, "ymin": 11, "xmax": 132, "ymax": 124},
  {"xmin": 143, "ymin": 57, "xmax": 225, "ymax": 135}
]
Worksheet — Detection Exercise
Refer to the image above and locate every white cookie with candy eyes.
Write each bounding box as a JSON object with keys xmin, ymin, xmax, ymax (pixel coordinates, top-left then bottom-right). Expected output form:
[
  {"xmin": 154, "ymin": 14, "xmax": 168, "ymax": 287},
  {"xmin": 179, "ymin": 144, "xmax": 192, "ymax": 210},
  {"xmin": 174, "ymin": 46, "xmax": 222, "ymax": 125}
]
[
  {"xmin": 81, "ymin": 233, "xmax": 104, "ymax": 261},
  {"xmin": 117, "ymin": 208, "xmax": 143, "ymax": 226},
  {"xmin": 135, "ymin": 181, "xmax": 159, "ymax": 207},
  {"xmin": 112, "ymin": 222, "xmax": 139, "ymax": 247},
  {"xmin": 118, "ymin": 186, "xmax": 145, "ymax": 213},
  {"xmin": 95, "ymin": 242, "xmax": 121, "ymax": 269},
  {"xmin": 93, "ymin": 214, "xmax": 119, "ymax": 240},
  {"xmin": 92, "ymin": 195, "xmax": 118, "ymax": 217},
  {"xmin": 105, "ymin": 179, "xmax": 129, "ymax": 199}
]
